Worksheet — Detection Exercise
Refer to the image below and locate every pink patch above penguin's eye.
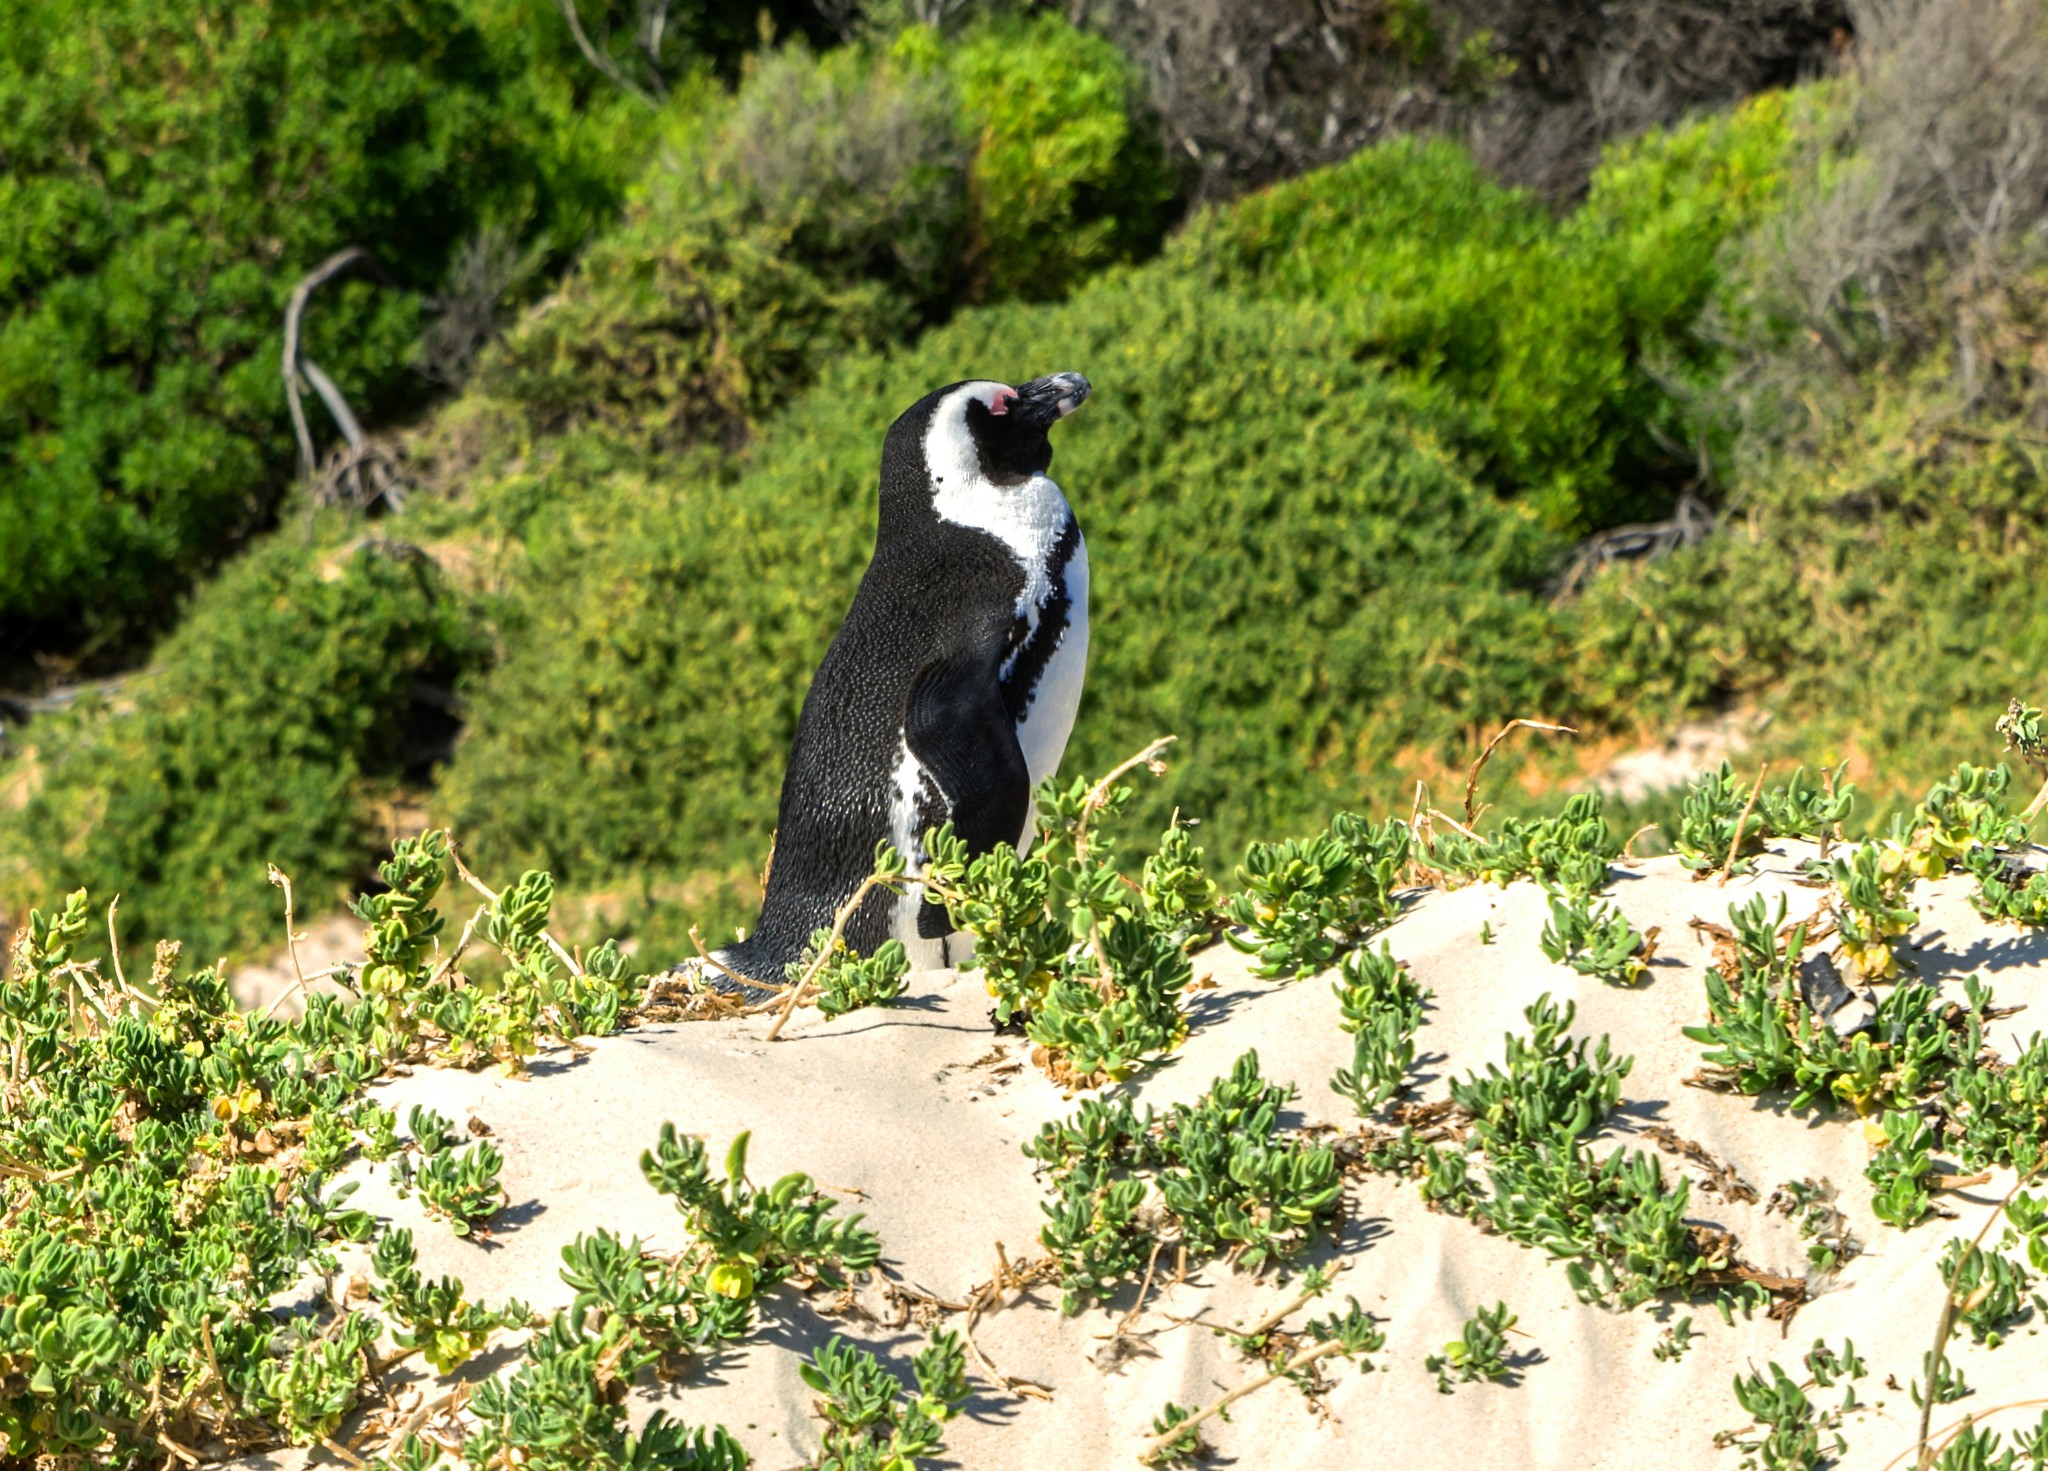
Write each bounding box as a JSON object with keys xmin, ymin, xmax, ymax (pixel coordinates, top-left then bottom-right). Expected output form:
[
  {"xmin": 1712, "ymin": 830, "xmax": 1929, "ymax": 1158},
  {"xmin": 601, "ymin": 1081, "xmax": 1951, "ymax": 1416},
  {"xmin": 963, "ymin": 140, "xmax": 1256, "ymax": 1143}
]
[{"xmin": 988, "ymin": 388, "xmax": 1016, "ymax": 415}]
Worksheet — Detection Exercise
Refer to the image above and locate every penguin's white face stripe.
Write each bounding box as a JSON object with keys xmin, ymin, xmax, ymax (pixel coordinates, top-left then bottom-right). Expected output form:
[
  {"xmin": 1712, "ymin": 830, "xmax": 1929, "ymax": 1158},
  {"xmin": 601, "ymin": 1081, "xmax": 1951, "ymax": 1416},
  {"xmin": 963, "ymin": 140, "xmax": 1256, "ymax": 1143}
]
[{"xmin": 924, "ymin": 382, "xmax": 1075, "ymax": 625}]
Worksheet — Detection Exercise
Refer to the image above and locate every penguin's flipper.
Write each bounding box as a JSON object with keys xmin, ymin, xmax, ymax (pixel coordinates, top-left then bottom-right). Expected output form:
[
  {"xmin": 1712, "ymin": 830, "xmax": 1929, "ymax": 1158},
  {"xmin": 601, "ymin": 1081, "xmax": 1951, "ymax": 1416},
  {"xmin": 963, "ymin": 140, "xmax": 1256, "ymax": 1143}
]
[{"xmin": 904, "ymin": 652, "xmax": 1033, "ymax": 861}]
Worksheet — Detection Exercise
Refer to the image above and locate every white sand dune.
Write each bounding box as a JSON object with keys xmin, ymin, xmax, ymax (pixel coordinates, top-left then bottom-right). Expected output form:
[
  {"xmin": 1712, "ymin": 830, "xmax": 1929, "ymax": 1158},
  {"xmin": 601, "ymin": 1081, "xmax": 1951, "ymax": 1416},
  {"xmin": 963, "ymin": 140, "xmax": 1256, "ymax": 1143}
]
[{"xmin": 286, "ymin": 841, "xmax": 2048, "ymax": 1471}]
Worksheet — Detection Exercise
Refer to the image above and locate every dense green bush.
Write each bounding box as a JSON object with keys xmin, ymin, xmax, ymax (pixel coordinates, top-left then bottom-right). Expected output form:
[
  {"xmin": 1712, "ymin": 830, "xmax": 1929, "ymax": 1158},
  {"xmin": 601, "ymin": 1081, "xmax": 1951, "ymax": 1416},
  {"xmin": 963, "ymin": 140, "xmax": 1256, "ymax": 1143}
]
[
  {"xmin": 474, "ymin": 18, "xmax": 1172, "ymax": 453},
  {"xmin": 1564, "ymin": 388, "xmax": 2048, "ymax": 824},
  {"xmin": 0, "ymin": 542, "xmax": 481, "ymax": 962},
  {"xmin": 0, "ymin": 0, "xmax": 635, "ymax": 647},
  {"xmin": 1180, "ymin": 93, "xmax": 1816, "ymax": 532}
]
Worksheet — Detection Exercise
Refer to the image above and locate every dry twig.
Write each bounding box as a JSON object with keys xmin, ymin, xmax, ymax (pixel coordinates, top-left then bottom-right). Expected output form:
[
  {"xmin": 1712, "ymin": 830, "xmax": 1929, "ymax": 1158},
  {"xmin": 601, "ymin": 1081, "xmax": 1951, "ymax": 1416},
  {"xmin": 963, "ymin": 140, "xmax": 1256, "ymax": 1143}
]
[
  {"xmin": 1718, "ymin": 761, "xmax": 1770, "ymax": 887},
  {"xmin": 1462, "ymin": 719, "xmax": 1578, "ymax": 828}
]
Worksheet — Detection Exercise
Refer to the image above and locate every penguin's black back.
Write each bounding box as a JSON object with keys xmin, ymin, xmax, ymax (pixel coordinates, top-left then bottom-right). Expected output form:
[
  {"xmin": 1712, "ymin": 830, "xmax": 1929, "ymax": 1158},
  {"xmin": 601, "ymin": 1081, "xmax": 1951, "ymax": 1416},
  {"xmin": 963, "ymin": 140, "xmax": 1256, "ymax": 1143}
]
[{"xmin": 720, "ymin": 385, "xmax": 1042, "ymax": 978}]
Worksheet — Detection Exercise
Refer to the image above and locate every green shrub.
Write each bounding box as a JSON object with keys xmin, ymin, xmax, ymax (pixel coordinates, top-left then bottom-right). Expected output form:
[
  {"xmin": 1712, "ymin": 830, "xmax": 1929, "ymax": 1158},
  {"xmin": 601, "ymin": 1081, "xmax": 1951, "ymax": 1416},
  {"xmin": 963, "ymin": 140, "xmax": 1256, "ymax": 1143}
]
[
  {"xmin": 0, "ymin": 0, "xmax": 617, "ymax": 644},
  {"xmin": 474, "ymin": 18, "xmax": 1171, "ymax": 453},
  {"xmin": 1563, "ymin": 409, "xmax": 2048, "ymax": 819},
  {"xmin": 1, "ymin": 542, "xmax": 482, "ymax": 963},
  {"xmin": 1178, "ymin": 94, "xmax": 1810, "ymax": 532},
  {"xmin": 942, "ymin": 16, "xmax": 1175, "ymax": 299}
]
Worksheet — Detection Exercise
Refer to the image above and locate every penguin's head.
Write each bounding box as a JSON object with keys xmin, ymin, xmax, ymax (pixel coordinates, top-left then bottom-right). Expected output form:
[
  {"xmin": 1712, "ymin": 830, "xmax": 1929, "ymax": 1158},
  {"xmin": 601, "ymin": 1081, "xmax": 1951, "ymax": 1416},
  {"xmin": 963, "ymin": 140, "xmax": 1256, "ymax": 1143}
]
[{"xmin": 923, "ymin": 373, "xmax": 1091, "ymax": 487}]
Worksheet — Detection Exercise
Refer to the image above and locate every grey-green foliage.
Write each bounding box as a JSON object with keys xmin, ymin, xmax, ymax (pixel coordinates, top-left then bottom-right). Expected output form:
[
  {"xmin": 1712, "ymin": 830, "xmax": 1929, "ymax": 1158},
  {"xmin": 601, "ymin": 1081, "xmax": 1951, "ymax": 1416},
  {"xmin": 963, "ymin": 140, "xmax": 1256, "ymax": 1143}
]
[
  {"xmin": 463, "ymin": 1314, "xmax": 748, "ymax": 1471},
  {"xmin": 1026, "ymin": 1051, "xmax": 1341, "ymax": 1312},
  {"xmin": 375, "ymin": 1228, "xmax": 531, "ymax": 1374},
  {"xmin": 0, "ymin": 837, "xmax": 653, "ymax": 1468},
  {"xmin": 640, "ymin": 1126, "xmax": 882, "ymax": 1301},
  {"xmin": 922, "ymin": 765, "xmax": 1217, "ymax": 1086},
  {"xmin": 1673, "ymin": 762, "xmax": 1767, "ymax": 875},
  {"xmin": 1450, "ymin": 995, "xmax": 1632, "ymax": 1151},
  {"xmin": 1537, "ymin": 889, "xmax": 1652, "ymax": 985},
  {"xmin": 1728, "ymin": 1361, "xmax": 1832, "ymax": 1471},
  {"xmin": 1424, "ymin": 1301, "xmax": 1518, "ymax": 1393},
  {"xmin": 1228, "ymin": 813, "xmax": 1412, "ymax": 978},
  {"xmin": 1948, "ymin": 1031, "xmax": 2048, "ymax": 1173},
  {"xmin": 1867, "ymin": 1108, "xmax": 1936, "ymax": 1229},
  {"xmin": 1329, "ymin": 942, "xmax": 1428, "ymax": 1114},
  {"xmin": 392, "ymin": 1140, "xmax": 506, "ymax": 1237},
  {"xmin": 1939, "ymin": 1237, "xmax": 2039, "ymax": 1347},
  {"xmin": 808, "ymin": 935, "xmax": 910, "ymax": 1018},
  {"xmin": 1684, "ymin": 893, "xmax": 1964, "ymax": 1112},
  {"xmin": 799, "ymin": 1331, "xmax": 968, "ymax": 1471},
  {"xmin": 1431, "ymin": 793, "xmax": 1619, "ymax": 897}
]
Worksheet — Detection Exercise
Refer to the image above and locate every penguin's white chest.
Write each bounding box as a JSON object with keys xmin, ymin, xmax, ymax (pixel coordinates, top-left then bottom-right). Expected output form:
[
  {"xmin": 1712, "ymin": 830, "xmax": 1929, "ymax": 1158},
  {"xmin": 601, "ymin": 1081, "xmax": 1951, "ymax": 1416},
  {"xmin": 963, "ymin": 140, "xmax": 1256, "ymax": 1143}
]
[{"xmin": 1007, "ymin": 532, "xmax": 1087, "ymax": 789}]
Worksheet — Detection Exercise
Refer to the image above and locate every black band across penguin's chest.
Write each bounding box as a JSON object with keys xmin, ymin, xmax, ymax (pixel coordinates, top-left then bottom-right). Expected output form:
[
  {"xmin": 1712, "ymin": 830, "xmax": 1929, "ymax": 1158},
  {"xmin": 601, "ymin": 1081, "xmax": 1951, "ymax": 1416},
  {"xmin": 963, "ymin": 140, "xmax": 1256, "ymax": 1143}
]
[{"xmin": 998, "ymin": 514, "xmax": 1082, "ymax": 723}]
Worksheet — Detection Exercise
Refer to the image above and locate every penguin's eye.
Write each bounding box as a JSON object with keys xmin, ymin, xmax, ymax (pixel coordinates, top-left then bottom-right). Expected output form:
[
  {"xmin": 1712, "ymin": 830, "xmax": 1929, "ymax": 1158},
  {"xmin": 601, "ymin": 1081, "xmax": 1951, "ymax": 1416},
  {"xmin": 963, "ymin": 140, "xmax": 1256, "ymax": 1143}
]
[{"xmin": 986, "ymin": 387, "xmax": 1017, "ymax": 416}]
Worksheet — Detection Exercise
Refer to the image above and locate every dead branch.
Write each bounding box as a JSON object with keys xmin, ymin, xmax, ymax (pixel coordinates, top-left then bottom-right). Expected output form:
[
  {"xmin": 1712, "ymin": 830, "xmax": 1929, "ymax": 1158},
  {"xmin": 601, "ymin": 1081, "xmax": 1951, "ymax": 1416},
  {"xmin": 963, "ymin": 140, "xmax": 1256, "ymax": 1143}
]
[
  {"xmin": 1462, "ymin": 718, "xmax": 1579, "ymax": 828},
  {"xmin": 554, "ymin": 0, "xmax": 663, "ymax": 108},
  {"xmin": 282, "ymin": 248, "xmax": 409, "ymax": 511}
]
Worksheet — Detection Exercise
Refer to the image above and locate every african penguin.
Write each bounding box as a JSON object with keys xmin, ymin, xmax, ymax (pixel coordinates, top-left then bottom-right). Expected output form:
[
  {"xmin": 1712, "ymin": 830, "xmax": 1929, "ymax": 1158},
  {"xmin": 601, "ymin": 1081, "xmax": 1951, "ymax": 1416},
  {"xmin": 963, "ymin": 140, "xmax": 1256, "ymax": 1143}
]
[{"xmin": 698, "ymin": 372, "xmax": 1092, "ymax": 989}]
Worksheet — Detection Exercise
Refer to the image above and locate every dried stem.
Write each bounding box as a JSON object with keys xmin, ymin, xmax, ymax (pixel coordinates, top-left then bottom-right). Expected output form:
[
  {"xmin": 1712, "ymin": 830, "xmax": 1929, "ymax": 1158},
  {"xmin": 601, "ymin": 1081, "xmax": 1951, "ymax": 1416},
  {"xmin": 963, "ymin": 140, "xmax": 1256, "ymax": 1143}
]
[
  {"xmin": 688, "ymin": 924, "xmax": 773, "ymax": 995},
  {"xmin": 1071, "ymin": 735, "xmax": 1175, "ymax": 1001},
  {"xmin": 449, "ymin": 845, "xmax": 587, "ymax": 979},
  {"xmin": 425, "ymin": 903, "xmax": 490, "ymax": 989},
  {"xmin": 1135, "ymin": 1337, "xmax": 1351, "ymax": 1463},
  {"xmin": 1232, "ymin": 1269, "xmax": 1343, "ymax": 1345},
  {"xmin": 1717, "ymin": 761, "xmax": 1770, "ymax": 888},
  {"xmin": 1073, "ymin": 735, "xmax": 1177, "ymax": 863},
  {"xmin": 282, "ymin": 248, "xmax": 381, "ymax": 480},
  {"xmin": 1914, "ymin": 1170, "xmax": 2040, "ymax": 1468},
  {"xmin": 764, "ymin": 870, "xmax": 903, "ymax": 1042},
  {"xmin": 552, "ymin": 0, "xmax": 662, "ymax": 108},
  {"xmin": 1888, "ymin": 1400, "xmax": 2048, "ymax": 1471},
  {"xmin": 1462, "ymin": 718, "xmax": 1578, "ymax": 829},
  {"xmin": 106, "ymin": 896, "xmax": 128, "ymax": 997},
  {"xmin": 261, "ymin": 865, "xmax": 313, "ymax": 1021}
]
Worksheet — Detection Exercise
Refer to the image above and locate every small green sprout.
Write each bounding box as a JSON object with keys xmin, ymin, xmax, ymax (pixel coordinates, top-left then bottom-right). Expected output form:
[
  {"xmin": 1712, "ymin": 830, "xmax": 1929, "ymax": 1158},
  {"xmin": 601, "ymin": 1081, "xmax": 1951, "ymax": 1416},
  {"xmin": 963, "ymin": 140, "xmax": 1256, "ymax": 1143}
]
[
  {"xmin": 1866, "ymin": 1109, "xmax": 1936, "ymax": 1228},
  {"xmin": 1727, "ymin": 1361, "xmax": 1832, "ymax": 1471},
  {"xmin": 798, "ymin": 1330, "xmax": 968, "ymax": 1470},
  {"xmin": 1431, "ymin": 792, "xmax": 1617, "ymax": 897},
  {"xmin": 374, "ymin": 1228, "xmax": 529, "ymax": 1372},
  {"xmin": 1828, "ymin": 844, "xmax": 1918, "ymax": 980},
  {"xmin": 1652, "ymin": 1315, "xmax": 1697, "ymax": 1362},
  {"xmin": 1424, "ymin": 1301, "xmax": 1519, "ymax": 1392},
  {"xmin": 358, "ymin": 1101, "xmax": 402, "ymax": 1161},
  {"xmin": 1675, "ymin": 763, "xmax": 1766, "ymax": 876},
  {"xmin": 407, "ymin": 1104, "xmax": 457, "ymax": 1155},
  {"xmin": 395, "ymin": 1139, "xmax": 506, "ymax": 1237},
  {"xmin": 1803, "ymin": 1337, "xmax": 1865, "ymax": 1389},
  {"xmin": 641, "ymin": 1126, "xmax": 881, "ymax": 1300},
  {"xmin": 806, "ymin": 934, "xmax": 910, "ymax": 1018},
  {"xmin": 1031, "ymin": 1053, "xmax": 1341, "ymax": 1312},
  {"xmin": 1910, "ymin": 1347, "xmax": 1971, "ymax": 1407},
  {"xmin": 1938, "ymin": 1237, "xmax": 2038, "ymax": 1346},
  {"xmin": 923, "ymin": 747, "xmax": 1213, "ymax": 1086},
  {"xmin": 1537, "ymin": 888, "xmax": 1655, "ymax": 985},
  {"xmin": 1329, "ymin": 942, "xmax": 1428, "ymax": 1114},
  {"xmin": 1227, "ymin": 812, "xmax": 1411, "ymax": 977},
  {"xmin": 1146, "ymin": 1403, "xmax": 1204, "ymax": 1466},
  {"xmin": 1450, "ymin": 994, "xmax": 1631, "ymax": 1150}
]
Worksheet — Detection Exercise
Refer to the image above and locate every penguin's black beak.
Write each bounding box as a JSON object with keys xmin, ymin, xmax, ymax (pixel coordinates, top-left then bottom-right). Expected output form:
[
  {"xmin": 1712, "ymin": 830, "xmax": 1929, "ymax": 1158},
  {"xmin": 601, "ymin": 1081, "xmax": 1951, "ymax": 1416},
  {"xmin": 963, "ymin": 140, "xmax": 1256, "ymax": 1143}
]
[{"xmin": 1008, "ymin": 372, "xmax": 1091, "ymax": 428}]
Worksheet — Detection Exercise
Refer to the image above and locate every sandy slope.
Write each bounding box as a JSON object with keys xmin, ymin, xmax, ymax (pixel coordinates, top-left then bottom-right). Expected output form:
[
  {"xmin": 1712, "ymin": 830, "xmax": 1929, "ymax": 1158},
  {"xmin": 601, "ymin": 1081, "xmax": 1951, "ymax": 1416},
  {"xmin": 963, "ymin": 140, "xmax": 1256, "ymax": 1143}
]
[{"xmin": 266, "ymin": 842, "xmax": 2048, "ymax": 1471}]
